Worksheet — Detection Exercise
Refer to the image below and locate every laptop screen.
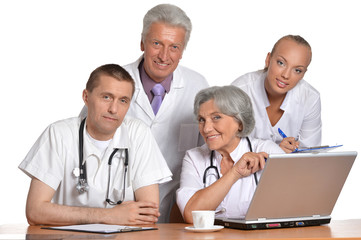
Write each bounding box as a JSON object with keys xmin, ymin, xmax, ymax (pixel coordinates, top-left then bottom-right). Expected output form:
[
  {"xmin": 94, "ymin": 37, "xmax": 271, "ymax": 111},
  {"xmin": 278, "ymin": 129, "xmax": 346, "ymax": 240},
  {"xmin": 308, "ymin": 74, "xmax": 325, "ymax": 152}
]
[{"xmin": 244, "ymin": 151, "xmax": 357, "ymax": 221}]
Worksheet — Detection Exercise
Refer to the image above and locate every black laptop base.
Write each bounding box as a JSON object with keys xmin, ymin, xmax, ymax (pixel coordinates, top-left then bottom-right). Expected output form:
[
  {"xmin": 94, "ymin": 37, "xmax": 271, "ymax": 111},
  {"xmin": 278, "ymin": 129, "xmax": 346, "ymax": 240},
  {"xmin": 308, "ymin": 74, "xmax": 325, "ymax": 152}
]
[{"xmin": 215, "ymin": 218, "xmax": 331, "ymax": 230}]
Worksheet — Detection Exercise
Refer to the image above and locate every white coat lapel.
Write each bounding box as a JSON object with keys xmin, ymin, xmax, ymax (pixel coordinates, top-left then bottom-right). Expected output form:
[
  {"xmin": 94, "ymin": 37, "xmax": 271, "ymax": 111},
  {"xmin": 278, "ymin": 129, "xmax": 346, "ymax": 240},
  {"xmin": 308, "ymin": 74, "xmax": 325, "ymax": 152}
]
[
  {"xmin": 154, "ymin": 68, "xmax": 184, "ymax": 118},
  {"xmin": 126, "ymin": 57, "xmax": 155, "ymax": 120},
  {"xmin": 133, "ymin": 87, "xmax": 155, "ymax": 119}
]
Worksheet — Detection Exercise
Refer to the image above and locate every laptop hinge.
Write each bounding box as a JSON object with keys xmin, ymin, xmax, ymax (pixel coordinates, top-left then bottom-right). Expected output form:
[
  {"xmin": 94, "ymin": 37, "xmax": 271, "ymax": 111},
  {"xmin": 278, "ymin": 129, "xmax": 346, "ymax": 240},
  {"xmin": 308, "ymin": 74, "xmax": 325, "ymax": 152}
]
[
  {"xmin": 257, "ymin": 218, "xmax": 267, "ymax": 221},
  {"xmin": 312, "ymin": 215, "xmax": 321, "ymax": 218}
]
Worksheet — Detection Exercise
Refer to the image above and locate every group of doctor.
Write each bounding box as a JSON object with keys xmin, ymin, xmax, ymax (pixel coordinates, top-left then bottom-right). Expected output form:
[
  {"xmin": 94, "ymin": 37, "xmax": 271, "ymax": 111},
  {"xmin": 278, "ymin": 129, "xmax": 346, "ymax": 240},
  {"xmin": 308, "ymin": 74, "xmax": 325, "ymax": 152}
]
[{"xmin": 19, "ymin": 3, "xmax": 321, "ymax": 225}]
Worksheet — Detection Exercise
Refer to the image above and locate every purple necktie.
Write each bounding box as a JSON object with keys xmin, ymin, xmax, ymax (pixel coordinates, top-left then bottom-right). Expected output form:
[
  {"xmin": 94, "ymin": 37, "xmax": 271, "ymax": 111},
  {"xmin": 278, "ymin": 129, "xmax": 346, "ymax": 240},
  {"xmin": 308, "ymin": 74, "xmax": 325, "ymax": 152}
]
[{"xmin": 151, "ymin": 84, "xmax": 165, "ymax": 115}]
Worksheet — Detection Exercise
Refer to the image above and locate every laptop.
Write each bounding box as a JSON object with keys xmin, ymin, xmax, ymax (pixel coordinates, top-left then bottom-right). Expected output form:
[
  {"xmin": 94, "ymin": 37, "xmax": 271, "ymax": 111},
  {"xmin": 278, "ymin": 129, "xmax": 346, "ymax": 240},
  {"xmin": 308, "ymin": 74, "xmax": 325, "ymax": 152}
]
[{"xmin": 214, "ymin": 151, "xmax": 357, "ymax": 230}]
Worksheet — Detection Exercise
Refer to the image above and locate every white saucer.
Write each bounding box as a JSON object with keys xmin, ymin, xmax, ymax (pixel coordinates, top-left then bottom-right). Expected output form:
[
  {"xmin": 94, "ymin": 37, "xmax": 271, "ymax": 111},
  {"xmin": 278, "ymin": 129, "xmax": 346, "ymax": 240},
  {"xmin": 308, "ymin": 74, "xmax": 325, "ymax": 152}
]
[{"xmin": 185, "ymin": 225, "xmax": 224, "ymax": 233}]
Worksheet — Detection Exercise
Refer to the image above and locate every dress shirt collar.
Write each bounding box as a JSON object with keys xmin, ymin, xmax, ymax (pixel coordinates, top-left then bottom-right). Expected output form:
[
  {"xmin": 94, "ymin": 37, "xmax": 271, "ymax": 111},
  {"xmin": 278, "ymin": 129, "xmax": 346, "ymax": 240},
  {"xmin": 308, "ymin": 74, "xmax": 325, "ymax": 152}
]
[{"xmin": 138, "ymin": 59, "xmax": 172, "ymax": 102}]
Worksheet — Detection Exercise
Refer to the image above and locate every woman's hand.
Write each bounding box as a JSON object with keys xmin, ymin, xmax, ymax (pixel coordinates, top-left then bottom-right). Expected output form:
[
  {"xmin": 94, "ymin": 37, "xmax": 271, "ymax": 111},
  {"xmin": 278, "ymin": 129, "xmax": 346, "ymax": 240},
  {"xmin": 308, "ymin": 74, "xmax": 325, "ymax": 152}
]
[
  {"xmin": 279, "ymin": 137, "xmax": 299, "ymax": 153},
  {"xmin": 232, "ymin": 152, "xmax": 268, "ymax": 178}
]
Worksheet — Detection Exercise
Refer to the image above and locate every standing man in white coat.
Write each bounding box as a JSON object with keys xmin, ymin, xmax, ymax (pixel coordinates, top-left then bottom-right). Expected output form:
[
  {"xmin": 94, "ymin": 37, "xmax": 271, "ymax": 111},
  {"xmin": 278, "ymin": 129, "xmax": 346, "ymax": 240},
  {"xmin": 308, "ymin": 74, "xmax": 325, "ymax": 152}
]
[
  {"xmin": 80, "ymin": 4, "xmax": 208, "ymax": 222},
  {"xmin": 124, "ymin": 4, "xmax": 208, "ymax": 222}
]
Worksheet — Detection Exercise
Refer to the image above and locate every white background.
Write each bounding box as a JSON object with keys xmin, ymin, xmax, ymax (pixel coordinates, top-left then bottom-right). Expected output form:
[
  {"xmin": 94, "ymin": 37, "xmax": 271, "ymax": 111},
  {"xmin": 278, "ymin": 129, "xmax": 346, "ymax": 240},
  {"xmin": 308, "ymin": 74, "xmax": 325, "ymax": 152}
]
[{"xmin": 1, "ymin": 0, "xmax": 360, "ymax": 224}]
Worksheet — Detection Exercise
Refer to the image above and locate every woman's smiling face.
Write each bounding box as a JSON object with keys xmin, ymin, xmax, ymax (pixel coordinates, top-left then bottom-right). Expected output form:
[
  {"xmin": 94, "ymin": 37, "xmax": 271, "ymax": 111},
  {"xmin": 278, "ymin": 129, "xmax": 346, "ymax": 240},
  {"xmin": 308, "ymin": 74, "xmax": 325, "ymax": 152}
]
[
  {"xmin": 197, "ymin": 99, "xmax": 242, "ymax": 155},
  {"xmin": 264, "ymin": 38, "xmax": 312, "ymax": 97}
]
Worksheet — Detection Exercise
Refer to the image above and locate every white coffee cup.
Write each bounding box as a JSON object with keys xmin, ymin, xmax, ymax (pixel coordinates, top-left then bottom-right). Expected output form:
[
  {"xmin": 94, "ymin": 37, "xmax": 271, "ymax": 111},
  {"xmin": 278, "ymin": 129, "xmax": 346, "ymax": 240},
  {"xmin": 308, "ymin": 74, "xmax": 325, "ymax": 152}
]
[{"xmin": 192, "ymin": 210, "xmax": 215, "ymax": 228}]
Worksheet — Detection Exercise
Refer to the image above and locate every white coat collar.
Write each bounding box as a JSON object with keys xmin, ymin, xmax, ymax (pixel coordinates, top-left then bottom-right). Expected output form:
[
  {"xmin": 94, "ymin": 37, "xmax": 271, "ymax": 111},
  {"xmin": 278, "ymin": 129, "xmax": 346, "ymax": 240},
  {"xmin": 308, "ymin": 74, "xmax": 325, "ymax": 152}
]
[
  {"xmin": 128, "ymin": 56, "xmax": 153, "ymax": 118},
  {"xmin": 229, "ymin": 137, "xmax": 252, "ymax": 164},
  {"xmin": 82, "ymin": 117, "xmax": 130, "ymax": 165},
  {"xmin": 132, "ymin": 55, "xmax": 185, "ymax": 88},
  {"xmin": 254, "ymin": 71, "xmax": 270, "ymax": 108},
  {"xmin": 130, "ymin": 55, "xmax": 186, "ymax": 119},
  {"xmin": 213, "ymin": 137, "xmax": 249, "ymax": 168}
]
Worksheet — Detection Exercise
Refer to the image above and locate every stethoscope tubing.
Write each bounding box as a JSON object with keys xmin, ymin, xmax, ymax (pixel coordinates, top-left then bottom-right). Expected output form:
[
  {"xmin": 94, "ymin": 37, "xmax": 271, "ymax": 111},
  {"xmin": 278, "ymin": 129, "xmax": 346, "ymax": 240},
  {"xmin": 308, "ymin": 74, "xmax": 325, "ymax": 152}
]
[
  {"xmin": 203, "ymin": 136, "xmax": 258, "ymax": 187},
  {"xmin": 77, "ymin": 118, "xmax": 128, "ymax": 205}
]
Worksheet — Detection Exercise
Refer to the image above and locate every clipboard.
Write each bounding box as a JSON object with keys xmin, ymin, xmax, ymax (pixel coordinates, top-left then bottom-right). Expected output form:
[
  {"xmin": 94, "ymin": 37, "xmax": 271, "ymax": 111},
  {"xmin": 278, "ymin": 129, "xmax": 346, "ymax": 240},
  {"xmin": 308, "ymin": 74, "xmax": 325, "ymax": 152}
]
[
  {"xmin": 42, "ymin": 224, "xmax": 157, "ymax": 234},
  {"xmin": 292, "ymin": 144, "xmax": 343, "ymax": 153}
]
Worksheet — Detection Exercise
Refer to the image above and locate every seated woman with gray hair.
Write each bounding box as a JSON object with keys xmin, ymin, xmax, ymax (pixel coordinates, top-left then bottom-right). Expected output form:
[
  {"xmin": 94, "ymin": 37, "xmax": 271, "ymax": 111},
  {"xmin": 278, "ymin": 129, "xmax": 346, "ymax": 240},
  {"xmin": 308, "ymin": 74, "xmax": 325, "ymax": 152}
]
[{"xmin": 176, "ymin": 85, "xmax": 284, "ymax": 223}]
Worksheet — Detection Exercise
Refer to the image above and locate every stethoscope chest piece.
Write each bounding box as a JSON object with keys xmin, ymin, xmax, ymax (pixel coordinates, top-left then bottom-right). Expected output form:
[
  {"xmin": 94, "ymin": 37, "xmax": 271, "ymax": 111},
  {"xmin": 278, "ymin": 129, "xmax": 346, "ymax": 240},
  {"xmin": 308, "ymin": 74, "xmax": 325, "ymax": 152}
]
[
  {"xmin": 77, "ymin": 118, "xmax": 89, "ymax": 194},
  {"xmin": 72, "ymin": 118, "xmax": 128, "ymax": 201},
  {"xmin": 76, "ymin": 118, "xmax": 128, "ymax": 202},
  {"xmin": 73, "ymin": 167, "xmax": 89, "ymax": 193},
  {"xmin": 76, "ymin": 178, "xmax": 89, "ymax": 193}
]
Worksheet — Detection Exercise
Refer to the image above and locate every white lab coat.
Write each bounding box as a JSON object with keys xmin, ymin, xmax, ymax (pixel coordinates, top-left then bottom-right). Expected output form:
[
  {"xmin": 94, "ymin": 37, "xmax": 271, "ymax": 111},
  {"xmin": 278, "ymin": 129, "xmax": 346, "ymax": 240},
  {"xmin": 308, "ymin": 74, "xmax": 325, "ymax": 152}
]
[
  {"xmin": 176, "ymin": 137, "xmax": 284, "ymax": 218},
  {"xmin": 232, "ymin": 70, "xmax": 322, "ymax": 148},
  {"xmin": 19, "ymin": 116, "xmax": 172, "ymax": 208},
  {"xmin": 79, "ymin": 57, "xmax": 209, "ymax": 221},
  {"xmin": 123, "ymin": 56, "xmax": 209, "ymax": 222}
]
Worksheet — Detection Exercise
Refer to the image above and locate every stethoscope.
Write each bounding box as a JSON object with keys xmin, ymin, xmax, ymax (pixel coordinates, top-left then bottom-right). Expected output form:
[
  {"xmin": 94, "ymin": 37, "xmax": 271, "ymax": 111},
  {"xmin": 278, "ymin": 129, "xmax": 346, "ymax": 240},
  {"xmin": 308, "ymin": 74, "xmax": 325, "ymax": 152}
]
[
  {"xmin": 202, "ymin": 136, "xmax": 259, "ymax": 187},
  {"xmin": 74, "ymin": 118, "xmax": 128, "ymax": 205}
]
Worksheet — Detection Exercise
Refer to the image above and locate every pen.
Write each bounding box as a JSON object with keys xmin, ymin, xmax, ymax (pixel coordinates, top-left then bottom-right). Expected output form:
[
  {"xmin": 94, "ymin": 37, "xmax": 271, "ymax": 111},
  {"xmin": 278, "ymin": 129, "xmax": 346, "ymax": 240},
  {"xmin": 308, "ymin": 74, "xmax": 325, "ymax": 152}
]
[
  {"xmin": 278, "ymin": 128, "xmax": 298, "ymax": 152},
  {"xmin": 278, "ymin": 128, "xmax": 288, "ymax": 138}
]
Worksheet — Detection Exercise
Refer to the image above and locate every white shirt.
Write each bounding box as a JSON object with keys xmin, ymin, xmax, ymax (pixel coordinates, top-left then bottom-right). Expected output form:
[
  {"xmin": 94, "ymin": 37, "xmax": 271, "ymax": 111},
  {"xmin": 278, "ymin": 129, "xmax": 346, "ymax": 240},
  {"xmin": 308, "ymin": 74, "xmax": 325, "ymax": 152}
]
[
  {"xmin": 176, "ymin": 137, "xmax": 284, "ymax": 218},
  {"xmin": 232, "ymin": 70, "xmax": 322, "ymax": 148},
  {"xmin": 19, "ymin": 116, "xmax": 172, "ymax": 208}
]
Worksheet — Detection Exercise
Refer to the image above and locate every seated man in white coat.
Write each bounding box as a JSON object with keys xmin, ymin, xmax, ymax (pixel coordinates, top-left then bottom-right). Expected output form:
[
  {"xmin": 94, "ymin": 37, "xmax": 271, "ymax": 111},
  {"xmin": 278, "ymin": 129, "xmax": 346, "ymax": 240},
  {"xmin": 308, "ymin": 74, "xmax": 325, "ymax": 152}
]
[
  {"xmin": 80, "ymin": 4, "xmax": 209, "ymax": 222},
  {"xmin": 19, "ymin": 64, "xmax": 172, "ymax": 226}
]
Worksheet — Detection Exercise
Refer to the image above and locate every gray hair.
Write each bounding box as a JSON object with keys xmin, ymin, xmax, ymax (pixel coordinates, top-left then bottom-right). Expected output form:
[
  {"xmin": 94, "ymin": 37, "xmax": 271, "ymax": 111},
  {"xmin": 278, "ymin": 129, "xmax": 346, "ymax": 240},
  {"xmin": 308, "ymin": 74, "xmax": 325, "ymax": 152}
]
[
  {"xmin": 141, "ymin": 4, "xmax": 192, "ymax": 49},
  {"xmin": 194, "ymin": 86, "xmax": 255, "ymax": 138}
]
